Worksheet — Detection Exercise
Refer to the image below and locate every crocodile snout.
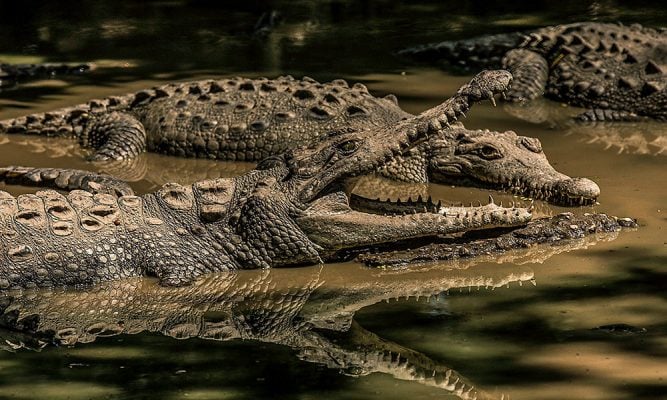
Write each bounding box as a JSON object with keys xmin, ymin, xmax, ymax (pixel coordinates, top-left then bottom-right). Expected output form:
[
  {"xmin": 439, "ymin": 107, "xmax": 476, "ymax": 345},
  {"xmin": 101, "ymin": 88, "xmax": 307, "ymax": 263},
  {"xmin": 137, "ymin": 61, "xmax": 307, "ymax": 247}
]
[{"xmin": 554, "ymin": 177, "xmax": 600, "ymax": 205}]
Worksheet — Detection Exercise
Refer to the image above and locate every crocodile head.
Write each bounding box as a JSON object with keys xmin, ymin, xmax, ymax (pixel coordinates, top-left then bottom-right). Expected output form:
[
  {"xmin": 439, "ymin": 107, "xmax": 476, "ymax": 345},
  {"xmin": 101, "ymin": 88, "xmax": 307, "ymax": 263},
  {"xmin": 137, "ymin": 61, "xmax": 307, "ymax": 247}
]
[
  {"xmin": 428, "ymin": 126, "xmax": 600, "ymax": 206},
  {"xmin": 243, "ymin": 70, "xmax": 528, "ymax": 265},
  {"xmin": 283, "ymin": 70, "xmax": 514, "ymax": 204}
]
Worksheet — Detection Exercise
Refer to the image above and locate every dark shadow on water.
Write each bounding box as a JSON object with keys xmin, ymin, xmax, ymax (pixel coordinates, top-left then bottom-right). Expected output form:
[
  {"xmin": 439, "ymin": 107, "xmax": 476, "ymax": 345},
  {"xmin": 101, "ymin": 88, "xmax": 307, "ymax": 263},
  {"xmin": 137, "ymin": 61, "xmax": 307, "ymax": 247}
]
[
  {"xmin": 2, "ymin": 0, "xmax": 667, "ymax": 100},
  {"xmin": 357, "ymin": 246, "xmax": 666, "ymax": 398}
]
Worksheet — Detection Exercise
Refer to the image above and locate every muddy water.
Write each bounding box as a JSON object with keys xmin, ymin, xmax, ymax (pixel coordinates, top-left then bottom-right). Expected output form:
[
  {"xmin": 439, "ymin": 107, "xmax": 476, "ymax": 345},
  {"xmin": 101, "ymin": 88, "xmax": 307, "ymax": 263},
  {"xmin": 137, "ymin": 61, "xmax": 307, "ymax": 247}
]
[{"xmin": 0, "ymin": 2, "xmax": 666, "ymax": 399}]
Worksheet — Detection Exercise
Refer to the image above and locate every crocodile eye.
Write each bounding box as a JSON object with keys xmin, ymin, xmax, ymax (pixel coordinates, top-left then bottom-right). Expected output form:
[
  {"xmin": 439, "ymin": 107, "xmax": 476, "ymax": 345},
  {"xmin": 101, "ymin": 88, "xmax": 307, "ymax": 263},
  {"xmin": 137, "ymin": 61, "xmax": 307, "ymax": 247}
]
[
  {"xmin": 475, "ymin": 144, "xmax": 502, "ymax": 160},
  {"xmin": 518, "ymin": 136, "xmax": 542, "ymax": 153},
  {"xmin": 337, "ymin": 140, "xmax": 360, "ymax": 155}
]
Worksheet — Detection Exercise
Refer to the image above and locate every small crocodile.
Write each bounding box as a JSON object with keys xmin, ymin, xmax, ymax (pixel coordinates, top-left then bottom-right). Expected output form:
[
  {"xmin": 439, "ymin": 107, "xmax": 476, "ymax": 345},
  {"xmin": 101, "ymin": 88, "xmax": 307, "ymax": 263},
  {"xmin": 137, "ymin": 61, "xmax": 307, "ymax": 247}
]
[
  {"xmin": 0, "ymin": 75, "xmax": 600, "ymax": 205},
  {"xmin": 399, "ymin": 22, "xmax": 667, "ymax": 121},
  {"xmin": 0, "ymin": 70, "xmax": 535, "ymax": 290},
  {"xmin": 0, "ymin": 62, "xmax": 90, "ymax": 90}
]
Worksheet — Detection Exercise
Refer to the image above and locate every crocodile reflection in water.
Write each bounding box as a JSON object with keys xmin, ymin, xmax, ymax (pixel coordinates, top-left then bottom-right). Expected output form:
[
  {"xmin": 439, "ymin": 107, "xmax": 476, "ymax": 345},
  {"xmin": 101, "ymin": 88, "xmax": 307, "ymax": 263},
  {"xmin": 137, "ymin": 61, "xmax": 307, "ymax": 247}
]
[
  {"xmin": 0, "ymin": 226, "xmax": 627, "ymax": 400},
  {"xmin": 503, "ymin": 99, "xmax": 667, "ymax": 156},
  {"xmin": 0, "ymin": 264, "xmax": 537, "ymax": 400}
]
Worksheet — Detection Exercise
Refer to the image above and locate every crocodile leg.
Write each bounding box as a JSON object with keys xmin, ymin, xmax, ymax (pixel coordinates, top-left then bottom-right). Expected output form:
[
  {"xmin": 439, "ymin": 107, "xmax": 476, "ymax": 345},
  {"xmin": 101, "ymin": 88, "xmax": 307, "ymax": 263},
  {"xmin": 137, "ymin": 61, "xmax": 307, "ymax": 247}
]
[
  {"xmin": 80, "ymin": 112, "xmax": 147, "ymax": 161},
  {"xmin": 296, "ymin": 192, "xmax": 531, "ymax": 252},
  {"xmin": 0, "ymin": 166, "xmax": 134, "ymax": 196},
  {"xmin": 502, "ymin": 49, "xmax": 549, "ymax": 101}
]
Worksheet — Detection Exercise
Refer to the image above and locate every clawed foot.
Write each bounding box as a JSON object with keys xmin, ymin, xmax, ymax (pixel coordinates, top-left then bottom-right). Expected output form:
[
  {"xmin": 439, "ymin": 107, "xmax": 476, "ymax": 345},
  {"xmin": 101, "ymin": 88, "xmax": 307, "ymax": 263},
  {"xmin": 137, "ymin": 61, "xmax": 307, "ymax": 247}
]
[{"xmin": 458, "ymin": 69, "xmax": 513, "ymax": 105}]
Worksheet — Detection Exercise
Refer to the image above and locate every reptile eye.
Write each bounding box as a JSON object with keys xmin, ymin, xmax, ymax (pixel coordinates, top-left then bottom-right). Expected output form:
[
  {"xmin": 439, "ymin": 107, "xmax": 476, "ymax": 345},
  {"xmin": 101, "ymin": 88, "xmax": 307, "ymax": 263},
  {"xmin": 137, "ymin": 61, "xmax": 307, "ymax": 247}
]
[
  {"xmin": 476, "ymin": 145, "xmax": 502, "ymax": 160},
  {"xmin": 337, "ymin": 140, "xmax": 359, "ymax": 155},
  {"xmin": 518, "ymin": 136, "xmax": 542, "ymax": 153}
]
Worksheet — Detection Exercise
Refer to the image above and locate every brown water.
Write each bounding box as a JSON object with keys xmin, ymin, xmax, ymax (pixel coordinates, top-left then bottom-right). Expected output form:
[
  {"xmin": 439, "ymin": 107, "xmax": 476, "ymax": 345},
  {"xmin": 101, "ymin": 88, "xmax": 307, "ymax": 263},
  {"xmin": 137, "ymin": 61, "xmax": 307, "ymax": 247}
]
[{"xmin": 0, "ymin": 2, "xmax": 666, "ymax": 399}]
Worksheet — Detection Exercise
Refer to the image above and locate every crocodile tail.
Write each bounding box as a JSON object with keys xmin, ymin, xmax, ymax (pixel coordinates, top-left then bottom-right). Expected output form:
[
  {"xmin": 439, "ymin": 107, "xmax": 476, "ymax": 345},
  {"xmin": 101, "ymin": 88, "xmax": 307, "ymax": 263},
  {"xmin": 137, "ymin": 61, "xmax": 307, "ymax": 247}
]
[
  {"xmin": 0, "ymin": 105, "xmax": 90, "ymax": 138},
  {"xmin": 0, "ymin": 94, "xmax": 131, "ymax": 139},
  {"xmin": 0, "ymin": 165, "xmax": 134, "ymax": 196},
  {"xmin": 397, "ymin": 31, "xmax": 526, "ymax": 69}
]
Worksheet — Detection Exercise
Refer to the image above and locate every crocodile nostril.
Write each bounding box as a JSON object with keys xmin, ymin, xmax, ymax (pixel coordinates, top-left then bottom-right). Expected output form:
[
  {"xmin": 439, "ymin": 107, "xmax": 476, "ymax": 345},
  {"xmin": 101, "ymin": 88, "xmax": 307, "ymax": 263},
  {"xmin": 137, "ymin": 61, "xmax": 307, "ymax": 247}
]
[{"xmin": 556, "ymin": 178, "xmax": 601, "ymax": 199}]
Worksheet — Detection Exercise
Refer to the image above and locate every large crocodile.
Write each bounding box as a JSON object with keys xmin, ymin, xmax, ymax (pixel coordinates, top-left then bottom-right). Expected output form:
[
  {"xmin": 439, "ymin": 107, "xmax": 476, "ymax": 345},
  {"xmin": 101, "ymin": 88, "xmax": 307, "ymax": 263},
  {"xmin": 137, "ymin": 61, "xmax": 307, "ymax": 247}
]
[
  {"xmin": 0, "ymin": 70, "xmax": 537, "ymax": 290},
  {"xmin": 0, "ymin": 62, "xmax": 90, "ymax": 90},
  {"xmin": 0, "ymin": 213, "xmax": 634, "ymax": 397},
  {"xmin": 399, "ymin": 22, "xmax": 667, "ymax": 121},
  {"xmin": 0, "ymin": 263, "xmax": 538, "ymax": 399},
  {"xmin": 0, "ymin": 75, "xmax": 600, "ymax": 205}
]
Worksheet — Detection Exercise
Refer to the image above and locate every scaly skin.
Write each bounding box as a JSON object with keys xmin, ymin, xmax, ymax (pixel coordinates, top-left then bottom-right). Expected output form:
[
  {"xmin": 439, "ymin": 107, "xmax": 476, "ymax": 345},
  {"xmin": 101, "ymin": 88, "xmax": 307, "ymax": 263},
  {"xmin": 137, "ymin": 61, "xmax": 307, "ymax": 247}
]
[
  {"xmin": 0, "ymin": 62, "xmax": 90, "ymax": 90},
  {"xmin": 400, "ymin": 22, "xmax": 667, "ymax": 121},
  {"xmin": 358, "ymin": 212, "xmax": 637, "ymax": 267},
  {"xmin": 0, "ymin": 74, "xmax": 601, "ymax": 205},
  {"xmin": 0, "ymin": 264, "xmax": 538, "ymax": 399},
  {"xmin": 0, "ymin": 70, "xmax": 534, "ymax": 290},
  {"xmin": 0, "ymin": 122, "xmax": 601, "ymax": 206}
]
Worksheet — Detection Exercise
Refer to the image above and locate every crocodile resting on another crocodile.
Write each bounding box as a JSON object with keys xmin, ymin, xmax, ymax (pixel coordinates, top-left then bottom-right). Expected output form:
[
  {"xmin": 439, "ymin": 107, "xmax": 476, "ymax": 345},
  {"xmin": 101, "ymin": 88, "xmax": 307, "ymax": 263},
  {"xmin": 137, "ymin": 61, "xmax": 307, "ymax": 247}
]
[
  {"xmin": 0, "ymin": 70, "xmax": 539, "ymax": 290},
  {"xmin": 399, "ymin": 22, "xmax": 667, "ymax": 121},
  {"xmin": 0, "ymin": 74, "xmax": 600, "ymax": 206},
  {"xmin": 0, "ymin": 213, "xmax": 636, "ymax": 398}
]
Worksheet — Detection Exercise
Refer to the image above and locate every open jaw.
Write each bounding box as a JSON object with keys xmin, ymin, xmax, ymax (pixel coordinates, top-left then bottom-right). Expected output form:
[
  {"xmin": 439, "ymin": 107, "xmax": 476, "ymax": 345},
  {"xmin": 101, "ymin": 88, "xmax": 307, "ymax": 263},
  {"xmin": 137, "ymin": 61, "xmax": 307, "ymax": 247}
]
[
  {"xmin": 294, "ymin": 191, "xmax": 533, "ymax": 259},
  {"xmin": 290, "ymin": 70, "xmax": 516, "ymax": 204},
  {"xmin": 277, "ymin": 70, "xmax": 534, "ymax": 258}
]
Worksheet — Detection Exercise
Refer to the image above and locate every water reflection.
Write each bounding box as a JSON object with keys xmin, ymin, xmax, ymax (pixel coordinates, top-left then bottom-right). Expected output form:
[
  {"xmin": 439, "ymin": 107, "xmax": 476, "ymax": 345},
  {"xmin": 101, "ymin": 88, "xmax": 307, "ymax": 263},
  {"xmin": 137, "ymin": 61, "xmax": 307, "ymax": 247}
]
[
  {"xmin": 503, "ymin": 100, "xmax": 667, "ymax": 156},
  {"xmin": 0, "ymin": 225, "xmax": 629, "ymax": 399},
  {"xmin": 1, "ymin": 263, "xmax": 537, "ymax": 400}
]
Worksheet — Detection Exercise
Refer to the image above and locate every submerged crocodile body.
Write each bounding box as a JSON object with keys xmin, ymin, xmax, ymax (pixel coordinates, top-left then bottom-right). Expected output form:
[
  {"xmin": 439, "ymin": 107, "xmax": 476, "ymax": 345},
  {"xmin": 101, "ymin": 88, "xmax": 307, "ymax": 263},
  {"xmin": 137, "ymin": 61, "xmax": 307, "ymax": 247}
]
[
  {"xmin": 0, "ymin": 71, "xmax": 537, "ymax": 290},
  {"xmin": 399, "ymin": 22, "xmax": 667, "ymax": 121},
  {"xmin": 0, "ymin": 264, "xmax": 539, "ymax": 399},
  {"xmin": 0, "ymin": 75, "xmax": 600, "ymax": 205},
  {"xmin": 0, "ymin": 62, "xmax": 90, "ymax": 90}
]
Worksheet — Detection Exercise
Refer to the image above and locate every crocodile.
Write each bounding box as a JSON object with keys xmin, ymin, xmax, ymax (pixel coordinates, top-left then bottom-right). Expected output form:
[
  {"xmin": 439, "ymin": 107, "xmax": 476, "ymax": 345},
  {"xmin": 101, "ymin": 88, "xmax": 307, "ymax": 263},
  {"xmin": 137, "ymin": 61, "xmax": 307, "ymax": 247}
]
[
  {"xmin": 0, "ymin": 62, "xmax": 90, "ymax": 90},
  {"xmin": 0, "ymin": 75, "xmax": 600, "ymax": 206},
  {"xmin": 0, "ymin": 263, "xmax": 538, "ymax": 399},
  {"xmin": 399, "ymin": 22, "xmax": 667, "ymax": 121},
  {"xmin": 0, "ymin": 70, "xmax": 538, "ymax": 290}
]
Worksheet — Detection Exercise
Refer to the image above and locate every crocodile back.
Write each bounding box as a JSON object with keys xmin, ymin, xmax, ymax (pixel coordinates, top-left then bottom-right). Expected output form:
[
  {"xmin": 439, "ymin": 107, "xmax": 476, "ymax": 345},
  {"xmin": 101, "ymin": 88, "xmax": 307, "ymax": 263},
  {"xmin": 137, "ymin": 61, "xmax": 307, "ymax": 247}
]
[{"xmin": 524, "ymin": 23, "xmax": 667, "ymax": 118}]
